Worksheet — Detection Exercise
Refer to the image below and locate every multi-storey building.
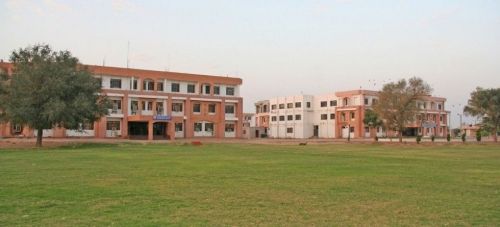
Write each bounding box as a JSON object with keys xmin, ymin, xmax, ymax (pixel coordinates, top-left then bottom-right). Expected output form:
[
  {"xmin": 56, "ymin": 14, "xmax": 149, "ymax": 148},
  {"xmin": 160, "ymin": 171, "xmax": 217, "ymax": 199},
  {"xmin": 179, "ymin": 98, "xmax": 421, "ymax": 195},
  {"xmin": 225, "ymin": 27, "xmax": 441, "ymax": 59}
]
[
  {"xmin": 262, "ymin": 89, "xmax": 449, "ymax": 139},
  {"xmin": 0, "ymin": 62, "xmax": 244, "ymax": 140},
  {"xmin": 254, "ymin": 100, "xmax": 270, "ymax": 137}
]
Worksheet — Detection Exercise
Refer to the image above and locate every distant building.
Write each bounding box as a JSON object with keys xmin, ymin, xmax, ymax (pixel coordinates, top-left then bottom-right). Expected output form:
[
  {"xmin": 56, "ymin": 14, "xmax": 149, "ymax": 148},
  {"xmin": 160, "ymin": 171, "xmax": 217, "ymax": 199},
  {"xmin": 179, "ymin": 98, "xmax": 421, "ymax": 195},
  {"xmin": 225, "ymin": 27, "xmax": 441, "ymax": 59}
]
[
  {"xmin": 258, "ymin": 90, "xmax": 449, "ymax": 139},
  {"xmin": 0, "ymin": 62, "xmax": 244, "ymax": 140}
]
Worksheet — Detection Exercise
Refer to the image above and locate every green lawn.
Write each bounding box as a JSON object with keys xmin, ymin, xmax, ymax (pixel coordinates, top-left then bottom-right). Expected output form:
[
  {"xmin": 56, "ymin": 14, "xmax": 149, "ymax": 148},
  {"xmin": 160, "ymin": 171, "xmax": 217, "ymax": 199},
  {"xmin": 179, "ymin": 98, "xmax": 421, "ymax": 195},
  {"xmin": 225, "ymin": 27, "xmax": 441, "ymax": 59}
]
[{"xmin": 1, "ymin": 143, "xmax": 499, "ymax": 226}]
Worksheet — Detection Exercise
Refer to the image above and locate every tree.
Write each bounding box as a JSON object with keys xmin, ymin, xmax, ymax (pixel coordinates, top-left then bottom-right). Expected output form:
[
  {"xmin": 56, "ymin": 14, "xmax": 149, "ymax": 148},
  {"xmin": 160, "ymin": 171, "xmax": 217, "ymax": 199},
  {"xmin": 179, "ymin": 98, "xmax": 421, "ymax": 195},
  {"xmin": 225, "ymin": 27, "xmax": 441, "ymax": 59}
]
[
  {"xmin": 363, "ymin": 109, "xmax": 383, "ymax": 139},
  {"xmin": 0, "ymin": 71, "xmax": 8, "ymax": 122},
  {"xmin": 1, "ymin": 44, "xmax": 109, "ymax": 147},
  {"xmin": 373, "ymin": 77, "xmax": 432, "ymax": 142},
  {"xmin": 464, "ymin": 87, "xmax": 500, "ymax": 142}
]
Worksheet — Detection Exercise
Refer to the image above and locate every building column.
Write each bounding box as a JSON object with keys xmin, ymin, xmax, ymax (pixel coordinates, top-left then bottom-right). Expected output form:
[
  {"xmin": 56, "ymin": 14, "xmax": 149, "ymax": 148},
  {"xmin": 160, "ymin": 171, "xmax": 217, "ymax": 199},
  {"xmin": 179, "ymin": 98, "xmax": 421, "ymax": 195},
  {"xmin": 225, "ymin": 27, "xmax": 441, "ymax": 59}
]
[
  {"xmin": 148, "ymin": 120, "xmax": 153, "ymax": 141},
  {"xmin": 236, "ymin": 100, "xmax": 244, "ymax": 138},
  {"xmin": 122, "ymin": 95, "xmax": 129, "ymax": 138},
  {"xmin": 185, "ymin": 99, "xmax": 193, "ymax": 138},
  {"xmin": 95, "ymin": 117, "xmax": 107, "ymax": 138},
  {"xmin": 167, "ymin": 122, "xmax": 175, "ymax": 140},
  {"xmin": 218, "ymin": 99, "xmax": 226, "ymax": 138}
]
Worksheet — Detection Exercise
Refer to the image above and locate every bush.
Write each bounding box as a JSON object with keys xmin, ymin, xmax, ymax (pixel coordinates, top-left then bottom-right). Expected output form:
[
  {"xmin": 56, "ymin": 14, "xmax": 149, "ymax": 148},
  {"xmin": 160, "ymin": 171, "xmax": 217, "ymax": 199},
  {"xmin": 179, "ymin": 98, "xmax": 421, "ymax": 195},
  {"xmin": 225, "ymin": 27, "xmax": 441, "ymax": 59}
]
[
  {"xmin": 461, "ymin": 134, "xmax": 466, "ymax": 142},
  {"xmin": 446, "ymin": 134, "xmax": 451, "ymax": 142},
  {"xmin": 476, "ymin": 130, "xmax": 481, "ymax": 142},
  {"xmin": 431, "ymin": 135, "xmax": 435, "ymax": 142},
  {"xmin": 260, "ymin": 134, "xmax": 268, "ymax": 138},
  {"xmin": 416, "ymin": 135, "xmax": 422, "ymax": 144}
]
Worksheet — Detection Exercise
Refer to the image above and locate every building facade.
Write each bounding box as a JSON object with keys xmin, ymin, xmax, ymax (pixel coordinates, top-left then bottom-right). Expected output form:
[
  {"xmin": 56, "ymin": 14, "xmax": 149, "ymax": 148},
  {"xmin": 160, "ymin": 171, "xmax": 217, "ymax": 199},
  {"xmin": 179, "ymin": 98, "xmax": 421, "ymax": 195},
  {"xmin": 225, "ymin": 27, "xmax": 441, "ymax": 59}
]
[
  {"xmin": 0, "ymin": 62, "xmax": 244, "ymax": 140},
  {"xmin": 260, "ymin": 90, "xmax": 449, "ymax": 139}
]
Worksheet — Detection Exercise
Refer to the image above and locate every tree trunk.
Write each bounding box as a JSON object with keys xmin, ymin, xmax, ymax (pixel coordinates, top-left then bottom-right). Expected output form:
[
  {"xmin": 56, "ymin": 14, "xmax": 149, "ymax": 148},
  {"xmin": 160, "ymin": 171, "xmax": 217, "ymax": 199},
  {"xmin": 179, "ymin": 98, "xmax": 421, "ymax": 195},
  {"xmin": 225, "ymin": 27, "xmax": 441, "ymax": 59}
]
[
  {"xmin": 399, "ymin": 131, "xmax": 403, "ymax": 143},
  {"xmin": 494, "ymin": 126, "xmax": 498, "ymax": 142},
  {"xmin": 36, "ymin": 129, "xmax": 43, "ymax": 147}
]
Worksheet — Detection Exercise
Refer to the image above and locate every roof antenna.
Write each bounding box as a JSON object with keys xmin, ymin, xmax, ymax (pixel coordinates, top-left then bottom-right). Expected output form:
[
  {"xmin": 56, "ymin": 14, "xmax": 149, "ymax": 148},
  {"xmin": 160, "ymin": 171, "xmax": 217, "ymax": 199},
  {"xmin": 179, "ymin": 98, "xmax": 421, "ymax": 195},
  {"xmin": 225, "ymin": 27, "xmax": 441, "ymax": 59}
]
[
  {"xmin": 102, "ymin": 56, "xmax": 106, "ymax": 66},
  {"xmin": 126, "ymin": 41, "xmax": 130, "ymax": 68}
]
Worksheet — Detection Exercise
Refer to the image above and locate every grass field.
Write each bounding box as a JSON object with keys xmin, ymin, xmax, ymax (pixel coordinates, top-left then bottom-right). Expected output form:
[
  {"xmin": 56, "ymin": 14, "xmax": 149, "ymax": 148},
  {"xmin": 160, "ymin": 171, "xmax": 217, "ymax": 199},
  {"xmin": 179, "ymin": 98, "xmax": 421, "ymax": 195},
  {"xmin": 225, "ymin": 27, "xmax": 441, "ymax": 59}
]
[{"xmin": 1, "ymin": 143, "xmax": 499, "ymax": 226}]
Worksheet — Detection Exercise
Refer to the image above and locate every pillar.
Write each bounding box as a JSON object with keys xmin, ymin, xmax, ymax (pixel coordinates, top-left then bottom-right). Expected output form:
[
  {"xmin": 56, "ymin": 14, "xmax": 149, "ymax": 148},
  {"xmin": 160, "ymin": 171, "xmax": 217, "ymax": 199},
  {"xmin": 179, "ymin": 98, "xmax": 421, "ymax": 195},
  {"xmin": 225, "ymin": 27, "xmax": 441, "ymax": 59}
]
[
  {"xmin": 148, "ymin": 120, "xmax": 153, "ymax": 141},
  {"xmin": 218, "ymin": 99, "xmax": 226, "ymax": 138},
  {"xmin": 122, "ymin": 95, "xmax": 129, "ymax": 138},
  {"xmin": 185, "ymin": 99, "xmax": 193, "ymax": 138}
]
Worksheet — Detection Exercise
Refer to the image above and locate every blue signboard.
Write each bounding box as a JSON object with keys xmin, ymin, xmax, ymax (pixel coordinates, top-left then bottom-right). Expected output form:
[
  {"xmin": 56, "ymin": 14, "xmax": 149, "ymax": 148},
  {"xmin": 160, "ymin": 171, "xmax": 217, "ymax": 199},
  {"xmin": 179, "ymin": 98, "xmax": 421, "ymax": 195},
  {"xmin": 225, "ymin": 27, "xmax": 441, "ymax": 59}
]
[{"xmin": 153, "ymin": 115, "xmax": 171, "ymax": 121}]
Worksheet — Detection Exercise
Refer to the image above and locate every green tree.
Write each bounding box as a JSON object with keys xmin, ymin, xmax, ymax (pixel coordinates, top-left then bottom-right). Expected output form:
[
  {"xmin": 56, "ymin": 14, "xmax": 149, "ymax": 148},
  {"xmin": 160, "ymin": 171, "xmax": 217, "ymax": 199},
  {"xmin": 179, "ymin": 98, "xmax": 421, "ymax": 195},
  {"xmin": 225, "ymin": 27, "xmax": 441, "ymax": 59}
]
[
  {"xmin": 0, "ymin": 71, "xmax": 8, "ymax": 122},
  {"xmin": 1, "ymin": 44, "xmax": 109, "ymax": 147},
  {"xmin": 373, "ymin": 77, "xmax": 432, "ymax": 142},
  {"xmin": 464, "ymin": 87, "xmax": 500, "ymax": 142},
  {"xmin": 363, "ymin": 109, "xmax": 383, "ymax": 139}
]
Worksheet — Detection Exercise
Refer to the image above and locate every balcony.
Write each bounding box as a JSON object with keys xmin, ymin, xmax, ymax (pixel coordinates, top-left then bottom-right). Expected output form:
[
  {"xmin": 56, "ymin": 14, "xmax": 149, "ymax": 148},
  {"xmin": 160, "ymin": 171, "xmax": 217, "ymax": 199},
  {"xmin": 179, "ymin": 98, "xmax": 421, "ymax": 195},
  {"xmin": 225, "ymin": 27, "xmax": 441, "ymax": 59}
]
[{"xmin": 108, "ymin": 108, "xmax": 124, "ymax": 118}]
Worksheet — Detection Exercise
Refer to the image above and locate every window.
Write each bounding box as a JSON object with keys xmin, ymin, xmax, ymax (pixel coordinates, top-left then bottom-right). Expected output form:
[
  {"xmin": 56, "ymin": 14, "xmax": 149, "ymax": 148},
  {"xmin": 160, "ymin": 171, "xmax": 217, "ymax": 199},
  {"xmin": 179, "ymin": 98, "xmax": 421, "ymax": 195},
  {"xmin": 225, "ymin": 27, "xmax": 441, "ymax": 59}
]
[
  {"xmin": 187, "ymin": 84, "xmax": 195, "ymax": 93},
  {"xmin": 225, "ymin": 105, "xmax": 235, "ymax": 114},
  {"xmin": 208, "ymin": 104, "xmax": 216, "ymax": 114},
  {"xmin": 287, "ymin": 115, "xmax": 293, "ymax": 121},
  {"xmin": 171, "ymin": 83, "xmax": 180, "ymax": 92},
  {"xmin": 364, "ymin": 98, "xmax": 369, "ymax": 105},
  {"xmin": 279, "ymin": 116, "xmax": 285, "ymax": 121},
  {"xmin": 271, "ymin": 116, "xmax": 277, "ymax": 121},
  {"xmin": 321, "ymin": 114, "xmax": 328, "ymax": 120},
  {"xmin": 172, "ymin": 103, "xmax": 183, "ymax": 112},
  {"xmin": 343, "ymin": 98, "xmax": 349, "ymax": 106},
  {"xmin": 111, "ymin": 99, "xmax": 122, "ymax": 113},
  {"xmin": 143, "ymin": 80, "xmax": 154, "ymax": 91},
  {"xmin": 110, "ymin": 79, "xmax": 122, "ymax": 89},
  {"xmin": 438, "ymin": 104, "xmax": 442, "ymax": 110},
  {"xmin": 157, "ymin": 82, "xmax": 164, "ymax": 91},
  {"xmin": 156, "ymin": 102, "xmax": 164, "ymax": 114},
  {"xmin": 287, "ymin": 128, "xmax": 293, "ymax": 133},
  {"xmin": 141, "ymin": 101, "xmax": 146, "ymax": 111},
  {"xmin": 295, "ymin": 102, "xmax": 301, "ymax": 108},
  {"xmin": 175, "ymin": 123, "xmax": 183, "ymax": 132},
  {"xmin": 271, "ymin": 105, "xmax": 277, "ymax": 110},
  {"xmin": 205, "ymin": 85, "xmax": 211, "ymax": 94},
  {"xmin": 194, "ymin": 123, "xmax": 202, "ymax": 132},
  {"xmin": 307, "ymin": 102, "xmax": 311, "ymax": 108},
  {"xmin": 263, "ymin": 105, "xmax": 268, "ymax": 112},
  {"xmin": 365, "ymin": 127, "xmax": 370, "ymax": 133},
  {"xmin": 341, "ymin": 113, "xmax": 346, "ymax": 121},
  {"xmin": 350, "ymin": 127, "xmax": 355, "ymax": 133},
  {"xmin": 193, "ymin": 103, "xmax": 201, "ymax": 113},
  {"xmin": 12, "ymin": 124, "xmax": 22, "ymax": 133},
  {"xmin": 225, "ymin": 123, "xmax": 235, "ymax": 132},
  {"xmin": 214, "ymin": 86, "xmax": 220, "ymax": 95},
  {"xmin": 147, "ymin": 101, "xmax": 153, "ymax": 111},
  {"xmin": 295, "ymin": 115, "xmax": 301, "ymax": 120},
  {"xmin": 205, "ymin": 123, "xmax": 214, "ymax": 132},
  {"xmin": 330, "ymin": 113, "xmax": 335, "ymax": 119},
  {"xmin": 96, "ymin": 77, "xmax": 103, "ymax": 87},
  {"xmin": 131, "ymin": 101, "xmax": 139, "ymax": 114},
  {"xmin": 351, "ymin": 112, "xmax": 355, "ymax": 119},
  {"xmin": 106, "ymin": 121, "xmax": 120, "ymax": 130},
  {"xmin": 279, "ymin": 104, "xmax": 285, "ymax": 109},
  {"xmin": 287, "ymin": 103, "xmax": 293, "ymax": 108},
  {"xmin": 330, "ymin": 100, "xmax": 337, "ymax": 106},
  {"xmin": 132, "ymin": 79, "xmax": 138, "ymax": 90},
  {"xmin": 226, "ymin": 87, "xmax": 235, "ymax": 96},
  {"xmin": 321, "ymin": 101, "xmax": 327, "ymax": 107}
]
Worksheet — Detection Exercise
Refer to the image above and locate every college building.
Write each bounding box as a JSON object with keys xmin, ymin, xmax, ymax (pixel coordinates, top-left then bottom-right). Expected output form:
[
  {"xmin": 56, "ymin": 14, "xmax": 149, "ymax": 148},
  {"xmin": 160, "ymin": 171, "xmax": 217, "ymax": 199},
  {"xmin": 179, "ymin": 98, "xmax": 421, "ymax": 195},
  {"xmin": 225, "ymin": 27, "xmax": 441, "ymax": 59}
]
[
  {"xmin": 0, "ymin": 62, "xmax": 244, "ymax": 140},
  {"xmin": 256, "ymin": 89, "xmax": 450, "ymax": 139}
]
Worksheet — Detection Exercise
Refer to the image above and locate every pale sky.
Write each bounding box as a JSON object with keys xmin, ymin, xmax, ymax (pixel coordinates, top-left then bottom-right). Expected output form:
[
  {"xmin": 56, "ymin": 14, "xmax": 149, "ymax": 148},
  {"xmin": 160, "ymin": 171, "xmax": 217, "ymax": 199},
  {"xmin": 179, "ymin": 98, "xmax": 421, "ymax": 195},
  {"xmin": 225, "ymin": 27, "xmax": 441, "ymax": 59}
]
[{"xmin": 1, "ymin": 0, "xmax": 499, "ymax": 128}]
